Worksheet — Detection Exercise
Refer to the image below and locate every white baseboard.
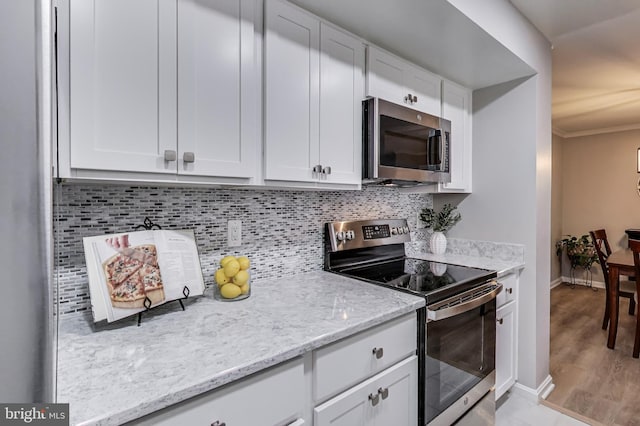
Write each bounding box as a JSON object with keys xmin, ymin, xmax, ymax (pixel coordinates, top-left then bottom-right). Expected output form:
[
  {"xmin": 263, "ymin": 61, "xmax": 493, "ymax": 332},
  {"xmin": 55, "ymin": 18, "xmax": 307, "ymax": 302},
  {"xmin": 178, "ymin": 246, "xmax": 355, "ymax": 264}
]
[
  {"xmin": 558, "ymin": 276, "xmax": 605, "ymax": 289},
  {"xmin": 510, "ymin": 375, "xmax": 555, "ymax": 403},
  {"xmin": 550, "ymin": 277, "xmax": 563, "ymax": 289}
]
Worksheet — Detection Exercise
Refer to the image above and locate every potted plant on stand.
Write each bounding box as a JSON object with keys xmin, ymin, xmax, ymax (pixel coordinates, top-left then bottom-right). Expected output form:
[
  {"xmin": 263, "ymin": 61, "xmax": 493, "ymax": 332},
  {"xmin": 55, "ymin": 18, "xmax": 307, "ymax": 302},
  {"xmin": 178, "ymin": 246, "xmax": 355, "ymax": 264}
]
[
  {"xmin": 419, "ymin": 203, "xmax": 462, "ymax": 254},
  {"xmin": 555, "ymin": 234, "xmax": 598, "ymax": 287}
]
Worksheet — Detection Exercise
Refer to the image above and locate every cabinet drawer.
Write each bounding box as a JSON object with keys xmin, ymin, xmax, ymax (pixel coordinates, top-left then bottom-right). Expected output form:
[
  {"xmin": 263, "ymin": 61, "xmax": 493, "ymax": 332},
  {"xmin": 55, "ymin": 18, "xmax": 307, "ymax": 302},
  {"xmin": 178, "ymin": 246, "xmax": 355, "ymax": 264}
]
[
  {"xmin": 497, "ymin": 273, "xmax": 518, "ymax": 308},
  {"xmin": 313, "ymin": 313, "xmax": 416, "ymax": 403},
  {"xmin": 314, "ymin": 355, "xmax": 418, "ymax": 426},
  {"xmin": 130, "ymin": 357, "xmax": 304, "ymax": 426}
]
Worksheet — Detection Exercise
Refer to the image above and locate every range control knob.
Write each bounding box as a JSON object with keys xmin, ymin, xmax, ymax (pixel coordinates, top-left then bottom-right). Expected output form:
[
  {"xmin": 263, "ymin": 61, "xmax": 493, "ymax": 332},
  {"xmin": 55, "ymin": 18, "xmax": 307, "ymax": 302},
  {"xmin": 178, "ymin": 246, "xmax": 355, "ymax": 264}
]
[
  {"xmin": 345, "ymin": 230, "xmax": 356, "ymax": 240},
  {"xmin": 391, "ymin": 227, "xmax": 398, "ymax": 235},
  {"xmin": 403, "ymin": 226, "xmax": 410, "ymax": 234},
  {"xmin": 336, "ymin": 231, "xmax": 346, "ymax": 241}
]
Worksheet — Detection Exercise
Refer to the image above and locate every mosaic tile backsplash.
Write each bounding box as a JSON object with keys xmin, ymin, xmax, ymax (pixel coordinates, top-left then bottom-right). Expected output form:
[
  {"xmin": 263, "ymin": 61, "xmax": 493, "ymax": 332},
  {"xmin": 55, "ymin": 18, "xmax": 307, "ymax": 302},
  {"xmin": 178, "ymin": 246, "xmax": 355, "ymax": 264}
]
[{"xmin": 54, "ymin": 183, "xmax": 432, "ymax": 316}]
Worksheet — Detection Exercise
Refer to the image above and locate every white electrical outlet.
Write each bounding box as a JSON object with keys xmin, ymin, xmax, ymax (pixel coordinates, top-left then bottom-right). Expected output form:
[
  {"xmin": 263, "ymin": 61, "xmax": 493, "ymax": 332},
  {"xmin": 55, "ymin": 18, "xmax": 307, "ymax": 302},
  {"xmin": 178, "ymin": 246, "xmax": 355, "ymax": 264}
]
[{"xmin": 228, "ymin": 220, "xmax": 242, "ymax": 246}]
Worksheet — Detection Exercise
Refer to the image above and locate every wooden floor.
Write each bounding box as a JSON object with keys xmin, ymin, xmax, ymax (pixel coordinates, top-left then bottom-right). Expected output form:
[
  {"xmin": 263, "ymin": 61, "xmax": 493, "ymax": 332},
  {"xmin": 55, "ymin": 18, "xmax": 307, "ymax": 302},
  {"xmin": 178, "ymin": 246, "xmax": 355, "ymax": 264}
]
[{"xmin": 547, "ymin": 283, "xmax": 640, "ymax": 426}]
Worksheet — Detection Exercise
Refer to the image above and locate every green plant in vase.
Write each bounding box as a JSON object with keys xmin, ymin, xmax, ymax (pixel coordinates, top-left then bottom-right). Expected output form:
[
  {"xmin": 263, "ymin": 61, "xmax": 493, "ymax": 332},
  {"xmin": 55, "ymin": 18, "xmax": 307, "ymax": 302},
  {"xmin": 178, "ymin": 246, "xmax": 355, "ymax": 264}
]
[{"xmin": 419, "ymin": 203, "xmax": 462, "ymax": 254}]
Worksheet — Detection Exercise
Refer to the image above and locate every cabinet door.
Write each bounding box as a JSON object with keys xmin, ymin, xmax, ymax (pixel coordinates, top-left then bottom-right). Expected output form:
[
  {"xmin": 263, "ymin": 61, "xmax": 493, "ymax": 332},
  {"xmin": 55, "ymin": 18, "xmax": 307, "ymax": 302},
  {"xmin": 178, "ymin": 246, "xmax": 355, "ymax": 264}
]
[
  {"xmin": 177, "ymin": 0, "xmax": 257, "ymax": 179},
  {"xmin": 366, "ymin": 46, "xmax": 406, "ymax": 106},
  {"xmin": 439, "ymin": 80, "xmax": 472, "ymax": 192},
  {"xmin": 264, "ymin": 0, "xmax": 320, "ymax": 182},
  {"xmin": 404, "ymin": 64, "xmax": 441, "ymax": 116},
  {"xmin": 318, "ymin": 24, "xmax": 364, "ymax": 185},
  {"xmin": 314, "ymin": 356, "xmax": 417, "ymax": 426},
  {"xmin": 69, "ymin": 0, "xmax": 177, "ymax": 174},
  {"xmin": 496, "ymin": 301, "xmax": 516, "ymax": 399}
]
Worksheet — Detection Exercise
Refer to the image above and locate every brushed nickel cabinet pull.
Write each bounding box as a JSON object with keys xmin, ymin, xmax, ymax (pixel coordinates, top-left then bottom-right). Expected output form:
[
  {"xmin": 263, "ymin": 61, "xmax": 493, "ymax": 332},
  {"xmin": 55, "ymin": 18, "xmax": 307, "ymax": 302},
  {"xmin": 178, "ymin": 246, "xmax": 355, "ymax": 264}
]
[
  {"xmin": 211, "ymin": 421, "xmax": 226, "ymax": 426},
  {"xmin": 312, "ymin": 164, "xmax": 323, "ymax": 173},
  {"xmin": 368, "ymin": 392, "xmax": 380, "ymax": 406},
  {"xmin": 497, "ymin": 318, "xmax": 504, "ymax": 325},
  {"xmin": 163, "ymin": 150, "xmax": 177, "ymax": 161},
  {"xmin": 183, "ymin": 152, "xmax": 195, "ymax": 163},
  {"xmin": 372, "ymin": 347, "xmax": 384, "ymax": 359},
  {"xmin": 378, "ymin": 387, "xmax": 389, "ymax": 400},
  {"xmin": 322, "ymin": 166, "xmax": 332, "ymax": 175}
]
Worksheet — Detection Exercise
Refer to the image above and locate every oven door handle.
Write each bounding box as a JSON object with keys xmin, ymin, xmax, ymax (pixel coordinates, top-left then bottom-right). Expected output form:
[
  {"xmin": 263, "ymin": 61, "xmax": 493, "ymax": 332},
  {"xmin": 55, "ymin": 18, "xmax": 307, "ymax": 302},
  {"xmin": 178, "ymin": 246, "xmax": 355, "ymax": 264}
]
[{"xmin": 427, "ymin": 282, "xmax": 502, "ymax": 322}]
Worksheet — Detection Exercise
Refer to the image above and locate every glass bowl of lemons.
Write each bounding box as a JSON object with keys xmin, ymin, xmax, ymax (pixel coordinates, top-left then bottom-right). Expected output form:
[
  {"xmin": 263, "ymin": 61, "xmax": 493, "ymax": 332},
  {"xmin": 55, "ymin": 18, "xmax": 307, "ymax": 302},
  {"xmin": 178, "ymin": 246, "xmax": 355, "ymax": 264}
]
[{"xmin": 214, "ymin": 255, "xmax": 251, "ymax": 301}]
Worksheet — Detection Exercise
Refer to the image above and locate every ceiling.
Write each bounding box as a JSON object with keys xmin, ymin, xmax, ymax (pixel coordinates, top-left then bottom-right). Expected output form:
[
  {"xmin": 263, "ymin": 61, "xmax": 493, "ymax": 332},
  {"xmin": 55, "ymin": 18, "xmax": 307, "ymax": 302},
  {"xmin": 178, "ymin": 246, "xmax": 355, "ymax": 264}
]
[
  {"xmin": 289, "ymin": 0, "xmax": 534, "ymax": 90},
  {"xmin": 510, "ymin": 0, "xmax": 640, "ymax": 138}
]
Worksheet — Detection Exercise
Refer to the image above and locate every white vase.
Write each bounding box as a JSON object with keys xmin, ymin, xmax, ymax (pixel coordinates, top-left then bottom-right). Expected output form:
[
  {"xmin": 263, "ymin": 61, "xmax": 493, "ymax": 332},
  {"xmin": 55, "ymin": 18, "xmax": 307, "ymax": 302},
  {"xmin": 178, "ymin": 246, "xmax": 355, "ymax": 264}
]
[{"xmin": 430, "ymin": 231, "xmax": 447, "ymax": 254}]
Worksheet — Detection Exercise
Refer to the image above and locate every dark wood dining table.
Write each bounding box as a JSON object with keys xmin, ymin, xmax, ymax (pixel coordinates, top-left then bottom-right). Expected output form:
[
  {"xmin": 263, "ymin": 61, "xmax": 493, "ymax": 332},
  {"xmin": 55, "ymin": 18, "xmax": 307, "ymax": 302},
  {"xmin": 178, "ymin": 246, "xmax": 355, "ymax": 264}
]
[{"xmin": 606, "ymin": 248, "xmax": 636, "ymax": 349}]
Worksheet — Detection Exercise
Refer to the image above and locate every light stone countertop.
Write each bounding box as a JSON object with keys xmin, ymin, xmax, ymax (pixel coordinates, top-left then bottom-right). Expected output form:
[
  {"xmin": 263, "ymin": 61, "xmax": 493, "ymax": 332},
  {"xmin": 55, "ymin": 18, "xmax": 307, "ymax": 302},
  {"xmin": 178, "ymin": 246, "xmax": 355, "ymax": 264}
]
[
  {"xmin": 56, "ymin": 271, "xmax": 425, "ymax": 426},
  {"xmin": 407, "ymin": 251, "xmax": 524, "ymax": 276},
  {"xmin": 404, "ymin": 239, "xmax": 525, "ymax": 276}
]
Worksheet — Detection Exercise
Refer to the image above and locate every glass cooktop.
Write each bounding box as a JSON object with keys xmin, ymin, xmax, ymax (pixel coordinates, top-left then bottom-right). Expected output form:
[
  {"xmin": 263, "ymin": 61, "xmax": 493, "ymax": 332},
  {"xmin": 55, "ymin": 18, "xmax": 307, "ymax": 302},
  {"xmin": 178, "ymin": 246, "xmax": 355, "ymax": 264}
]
[{"xmin": 336, "ymin": 257, "xmax": 496, "ymax": 305}]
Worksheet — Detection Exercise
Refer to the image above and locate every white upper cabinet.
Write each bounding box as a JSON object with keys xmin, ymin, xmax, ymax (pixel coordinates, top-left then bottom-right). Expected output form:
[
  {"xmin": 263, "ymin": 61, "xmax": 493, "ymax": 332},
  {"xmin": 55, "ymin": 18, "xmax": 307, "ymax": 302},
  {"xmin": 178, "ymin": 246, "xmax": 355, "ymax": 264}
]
[
  {"xmin": 264, "ymin": 0, "xmax": 320, "ymax": 184},
  {"xmin": 59, "ymin": 0, "xmax": 258, "ymax": 183},
  {"xmin": 177, "ymin": 0, "xmax": 258, "ymax": 179},
  {"xmin": 366, "ymin": 46, "xmax": 440, "ymax": 117},
  {"xmin": 438, "ymin": 80, "xmax": 472, "ymax": 193},
  {"xmin": 67, "ymin": 0, "xmax": 177, "ymax": 175},
  {"xmin": 264, "ymin": 0, "xmax": 364, "ymax": 188},
  {"xmin": 318, "ymin": 24, "xmax": 364, "ymax": 186}
]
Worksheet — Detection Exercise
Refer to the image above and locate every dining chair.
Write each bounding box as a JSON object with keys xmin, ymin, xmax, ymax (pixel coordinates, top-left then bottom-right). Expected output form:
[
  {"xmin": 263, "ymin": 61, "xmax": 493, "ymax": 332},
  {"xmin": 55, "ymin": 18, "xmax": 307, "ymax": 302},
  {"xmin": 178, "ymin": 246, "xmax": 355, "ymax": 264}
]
[
  {"xmin": 627, "ymin": 239, "xmax": 640, "ymax": 358},
  {"xmin": 590, "ymin": 229, "xmax": 636, "ymax": 330}
]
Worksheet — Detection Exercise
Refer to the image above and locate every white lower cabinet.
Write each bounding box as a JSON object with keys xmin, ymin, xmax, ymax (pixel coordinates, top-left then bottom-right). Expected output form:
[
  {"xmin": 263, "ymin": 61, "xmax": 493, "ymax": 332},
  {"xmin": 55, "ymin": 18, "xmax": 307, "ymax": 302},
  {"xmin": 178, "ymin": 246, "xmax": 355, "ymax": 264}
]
[
  {"xmin": 129, "ymin": 358, "xmax": 305, "ymax": 426},
  {"xmin": 495, "ymin": 272, "xmax": 519, "ymax": 400},
  {"xmin": 129, "ymin": 313, "xmax": 418, "ymax": 425},
  {"xmin": 313, "ymin": 313, "xmax": 417, "ymax": 426},
  {"xmin": 314, "ymin": 356, "xmax": 417, "ymax": 426}
]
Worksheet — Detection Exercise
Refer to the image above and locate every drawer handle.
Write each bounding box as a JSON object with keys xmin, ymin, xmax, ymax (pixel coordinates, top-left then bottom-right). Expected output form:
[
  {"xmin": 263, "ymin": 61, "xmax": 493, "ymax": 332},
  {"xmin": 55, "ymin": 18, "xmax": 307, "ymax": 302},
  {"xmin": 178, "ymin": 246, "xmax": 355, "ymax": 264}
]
[
  {"xmin": 183, "ymin": 152, "xmax": 195, "ymax": 163},
  {"xmin": 211, "ymin": 422, "xmax": 226, "ymax": 426},
  {"xmin": 378, "ymin": 387, "xmax": 389, "ymax": 400},
  {"xmin": 372, "ymin": 347, "xmax": 384, "ymax": 359},
  {"xmin": 506, "ymin": 287, "xmax": 513, "ymax": 294},
  {"xmin": 368, "ymin": 392, "xmax": 380, "ymax": 406},
  {"xmin": 497, "ymin": 318, "xmax": 504, "ymax": 325}
]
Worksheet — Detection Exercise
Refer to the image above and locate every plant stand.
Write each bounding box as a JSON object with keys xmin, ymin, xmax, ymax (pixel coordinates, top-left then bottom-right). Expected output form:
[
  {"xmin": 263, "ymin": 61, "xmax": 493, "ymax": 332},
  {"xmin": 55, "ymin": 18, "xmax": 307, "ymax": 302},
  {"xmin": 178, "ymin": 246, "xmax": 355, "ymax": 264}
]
[
  {"xmin": 566, "ymin": 253, "xmax": 597, "ymax": 291},
  {"xmin": 567, "ymin": 263, "xmax": 596, "ymax": 290}
]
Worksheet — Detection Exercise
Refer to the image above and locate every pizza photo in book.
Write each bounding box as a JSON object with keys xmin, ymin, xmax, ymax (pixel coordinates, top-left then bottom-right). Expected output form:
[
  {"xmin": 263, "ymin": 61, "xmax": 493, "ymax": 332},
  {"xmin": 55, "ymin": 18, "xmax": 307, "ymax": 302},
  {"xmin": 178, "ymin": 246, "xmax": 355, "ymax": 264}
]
[{"xmin": 83, "ymin": 229, "xmax": 205, "ymax": 323}]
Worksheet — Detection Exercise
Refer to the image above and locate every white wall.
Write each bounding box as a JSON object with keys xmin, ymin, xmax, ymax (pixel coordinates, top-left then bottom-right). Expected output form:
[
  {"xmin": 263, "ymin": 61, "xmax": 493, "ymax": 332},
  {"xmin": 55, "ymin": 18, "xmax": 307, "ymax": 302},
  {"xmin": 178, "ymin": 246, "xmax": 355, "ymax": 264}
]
[
  {"xmin": 444, "ymin": 0, "xmax": 553, "ymax": 396},
  {"xmin": 0, "ymin": 0, "xmax": 53, "ymax": 402}
]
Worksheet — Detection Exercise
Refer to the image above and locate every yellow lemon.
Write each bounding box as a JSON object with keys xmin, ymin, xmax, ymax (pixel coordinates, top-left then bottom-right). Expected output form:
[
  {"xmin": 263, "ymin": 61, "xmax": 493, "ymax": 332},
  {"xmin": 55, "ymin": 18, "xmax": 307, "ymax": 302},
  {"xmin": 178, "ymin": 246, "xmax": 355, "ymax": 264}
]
[
  {"xmin": 223, "ymin": 259, "xmax": 240, "ymax": 278},
  {"xmin": 233, "ymin": 270, "xmax": 250, "ymax": 286},
  {"xmin": 220, "ymin": 255, "xmax": 236, "ymax": 267},
  {"xmin": 215, "ymin": 268, "xmax": 230, "ymax": 286},
  {"xmin": 237, "ymin": 256, "xmax": 251, "ymax": 270},
  {"xmin": 220, "ymin": 283, "xmax": 241, "ymax": 299},
  {"xmin": 240, "ymin": 283, "xmax": 250, "ymax": 295}
]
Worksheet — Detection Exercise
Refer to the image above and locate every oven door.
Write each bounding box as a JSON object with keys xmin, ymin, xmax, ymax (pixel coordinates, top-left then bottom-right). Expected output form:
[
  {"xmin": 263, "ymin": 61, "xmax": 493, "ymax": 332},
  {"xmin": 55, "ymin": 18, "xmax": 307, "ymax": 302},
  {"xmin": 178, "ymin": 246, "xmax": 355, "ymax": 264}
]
[{"xmin": 425, "ymin": 282, "xmax": 501, "ymax": 426}]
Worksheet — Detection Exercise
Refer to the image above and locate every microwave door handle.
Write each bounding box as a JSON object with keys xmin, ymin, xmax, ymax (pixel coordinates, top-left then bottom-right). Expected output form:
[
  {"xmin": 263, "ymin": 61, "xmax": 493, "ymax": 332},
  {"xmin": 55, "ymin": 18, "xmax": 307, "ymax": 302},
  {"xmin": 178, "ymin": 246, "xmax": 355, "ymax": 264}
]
[
  {"xmin": 439, "ymin": 129, "xmax": 446, "ymax": 172},
  {"xmin": 427, "ymin": 283, "xmax": 503, "ymax": 322},
  {"xmin": 373, "ymin": 100, "xmax": 380, "ymax": 178}
]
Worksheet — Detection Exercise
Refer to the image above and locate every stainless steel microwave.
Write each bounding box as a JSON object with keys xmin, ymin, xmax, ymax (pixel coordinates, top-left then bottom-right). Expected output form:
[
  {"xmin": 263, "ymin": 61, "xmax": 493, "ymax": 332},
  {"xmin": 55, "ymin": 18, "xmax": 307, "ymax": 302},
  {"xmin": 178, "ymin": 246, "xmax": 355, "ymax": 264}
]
[{"xmin": 363, "ymin": 97, "xmax": 451, "ymax": 186}]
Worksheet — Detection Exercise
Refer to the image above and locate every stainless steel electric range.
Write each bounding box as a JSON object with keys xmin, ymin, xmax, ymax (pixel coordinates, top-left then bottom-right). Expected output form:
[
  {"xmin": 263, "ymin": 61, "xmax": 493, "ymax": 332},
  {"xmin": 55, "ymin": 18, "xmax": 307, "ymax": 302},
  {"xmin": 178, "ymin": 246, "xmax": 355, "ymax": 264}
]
[{"xmin": 324, "ymin": 218, "xmax": 502, "ymax": 426}]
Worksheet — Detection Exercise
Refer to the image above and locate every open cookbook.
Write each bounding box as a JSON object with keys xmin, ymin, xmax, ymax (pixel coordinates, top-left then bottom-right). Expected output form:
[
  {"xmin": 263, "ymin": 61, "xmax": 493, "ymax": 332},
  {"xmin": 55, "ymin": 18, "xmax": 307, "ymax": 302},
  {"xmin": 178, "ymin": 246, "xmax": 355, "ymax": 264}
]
[{"xmin": 83, "ymin": 229, "xmax": 205, "ymax": 323}]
